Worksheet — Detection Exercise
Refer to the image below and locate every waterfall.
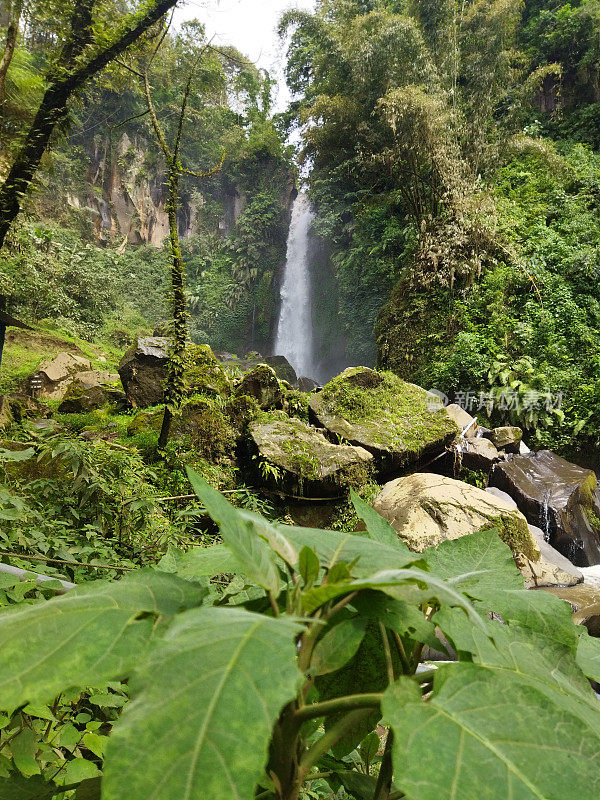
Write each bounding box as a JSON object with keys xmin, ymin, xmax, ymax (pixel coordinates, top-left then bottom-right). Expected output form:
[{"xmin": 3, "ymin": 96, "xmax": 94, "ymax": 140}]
[{"xmin": 274, "ymin": 193, "xmax": 315, "ymax": 378}]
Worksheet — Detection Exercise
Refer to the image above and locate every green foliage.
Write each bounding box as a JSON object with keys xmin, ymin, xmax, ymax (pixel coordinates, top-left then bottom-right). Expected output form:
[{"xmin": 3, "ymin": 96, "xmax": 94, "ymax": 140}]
[
  {"xmin": 0, "ymin": 431, "xmax": 168, "ymax": 581},
  {"xmin": 1, "ymin": 473, "xmax": 600, "ymax": 798}
]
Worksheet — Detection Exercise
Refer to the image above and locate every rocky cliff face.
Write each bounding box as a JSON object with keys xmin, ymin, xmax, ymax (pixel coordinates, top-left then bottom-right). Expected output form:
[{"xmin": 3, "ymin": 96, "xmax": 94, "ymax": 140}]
[{"xmin": 69, "ymin": 132, "xmax": 277, "ymax": 248}]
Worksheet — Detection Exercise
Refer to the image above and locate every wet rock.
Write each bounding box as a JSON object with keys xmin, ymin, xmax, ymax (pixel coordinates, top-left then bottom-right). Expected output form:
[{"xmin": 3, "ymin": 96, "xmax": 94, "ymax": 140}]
[
  {"xmin": 485, "ymin": 426, "xmax": 522, "ymax": 453},
  {"xmin": 248, "ymin": 415, "xmax": 373, "ymax": 498},
  {"xmin": 298, "ymin": 376, "xmax": 319, "ymax": 393},
  {"xmin": 489, "ymin": 450, "xmax": 600, "ymax": 566},
  {"xmin": 309, "ymin": 368, "xmax": 459, "ymax": 476},
  {"xmin": 458, "ymin": 437, "xmax": 501, "ymax": 472},
  {"xmin": 36, "ymin": 352, "xmax": 92, "ymax": 398},
  {"xmin": 518, "ymin": 525, "xmax": 584, "ymax": 588},
  {"xmin": 445, "ymin": 404, "xmax": 479, "ymax": 437},
  {"xmin": 372, "ymin": 472, "xmax": 540, "ymax": 561},
  {"xmin": 236, "ymin": 364, "xmax": 282, "ymax": 410},
  {"xmin": 118, "ymin": 337, "xmax": 170, "ymax": 408}
]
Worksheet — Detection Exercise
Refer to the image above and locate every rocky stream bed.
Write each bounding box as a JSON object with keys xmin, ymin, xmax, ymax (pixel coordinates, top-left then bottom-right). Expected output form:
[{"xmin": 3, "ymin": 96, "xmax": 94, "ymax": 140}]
[{"xmin": 3, "ymin": 338, "xmax": 600, "ymax": 635}]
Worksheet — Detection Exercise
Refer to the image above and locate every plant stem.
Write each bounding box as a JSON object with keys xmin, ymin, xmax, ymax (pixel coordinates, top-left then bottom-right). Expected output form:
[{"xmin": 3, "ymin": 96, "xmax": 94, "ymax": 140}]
[
  {"xmin": 299, "ymin": 709, "xmax": 374, "ymax": 775},
  {"xmin": 293, "ymin": 693, "xmax": 382, "ymax": 722},
  {"xmin": 373, "ymin": 731, "xmax": 394, "ymax": 800},
  {"xmin": 269, "ymin": 592, "xmax": 280, "ymax": 617},
  {"xmin": 325, "ymin": 591, "xmax": 359, "ymax": 620},
  {"xmin": 392, "ymin": 632, "xmax": 411, "ymax": 675},
  {"xmin": 380, "ymin": 623, "xmax": 395, "ymax": 683}
]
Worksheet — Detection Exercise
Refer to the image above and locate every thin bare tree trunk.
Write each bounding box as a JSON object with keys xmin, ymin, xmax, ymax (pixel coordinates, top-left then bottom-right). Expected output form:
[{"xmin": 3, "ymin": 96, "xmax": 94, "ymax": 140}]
[{"xmin": 0, "ymin": 0, "xmax": 23, "ymax": 97}]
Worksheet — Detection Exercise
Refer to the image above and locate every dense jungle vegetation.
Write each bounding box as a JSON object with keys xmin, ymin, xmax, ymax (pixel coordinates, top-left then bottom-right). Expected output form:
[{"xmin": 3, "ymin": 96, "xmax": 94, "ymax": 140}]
[
  {"xmin": 1, "ymin": 1, "xmax": 600, "ymax": 799},
  {"xmin": 284, "ymin": 0, "xmax": 600, "ymax": 459}
]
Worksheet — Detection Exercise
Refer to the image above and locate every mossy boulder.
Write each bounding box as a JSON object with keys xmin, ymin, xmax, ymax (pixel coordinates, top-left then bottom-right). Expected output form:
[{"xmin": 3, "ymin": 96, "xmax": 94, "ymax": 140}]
[
  {"xmin": 372, "ymin": 472, "xmax": 540, "ymax": 562},
  {"xmin": 248, "ymin": 415, "xmax": 373, "ymax": 498},
  {"xmin": 217, "ymin": 353, "xmax": 298, "ymax": 385},
  {"xmin": 236, "ymin": 364, "xmax": 282, "ymax": 410},
  {"xmin": 309, "ymin": 367, "xmax": 459, "ymax": 476},
  {"xmin": 127, "ymin": 397, "xmax": 237, "ymax": 464},
  {"xmin": 58, "ymin": 383, "xmax": 123, "ymax": 414},
  {"xmin": 184, "ymin": 344, "xmax": 231, "ymax": 399}
]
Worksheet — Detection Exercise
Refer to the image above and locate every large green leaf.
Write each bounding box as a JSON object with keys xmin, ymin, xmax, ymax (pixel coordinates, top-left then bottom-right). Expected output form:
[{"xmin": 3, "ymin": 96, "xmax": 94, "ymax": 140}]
[
  {"xmin": 577, "ymin": 628, "xmax": 600, "ymax": 683},
  {"xmin": 353, "ymin": 591, "xmax": 438, "ymax": 649},
  {"xmin": 350, "ymin": 490, "xmax": 406, "ymax": 550},
  {"xmin": 315, "ymin": 623, "xmax": 396, "ymax": 759},
  {"xmin": 301, "ymin": 568, "xmax": 486, "ymax": 631},
  {"xmin": 187, "ymin": 469, "xmax": 281, "ymax": 594},
  {"xmin": 0, "ymin": 570, "xmax": 205, "ymax": 710},
  {"xmin": 158, "ymin": 543, "xmax": 243, "ymax": 579},
  {"xmin": 384, "ymin": 666, "xmax": 600, "ymax": 800},
  {"xmin": 282, "ymin": 525, "xmax": 418, "ymax": 577},
  {"xmin": 424, "ymin": 530, "xmax": 524, "ymax": 595},
  {"xmin": 426, "ymin": 531, "xmax": 579, "ymax": 651},
  {"xmin": 0, "ymin": 775, "xmax": 54, "ymax": 799},
  {"xmin": 311, "ymin": 618, "xmax": 367, "ymax": 676},
  {"xmin": 102, "ymin": 607, "xmax": 303, "ymax": 800}
]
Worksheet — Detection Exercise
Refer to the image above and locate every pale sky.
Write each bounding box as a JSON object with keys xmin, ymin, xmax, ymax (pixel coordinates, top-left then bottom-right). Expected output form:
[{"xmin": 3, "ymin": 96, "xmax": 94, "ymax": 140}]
[{"xmin": 174, "ymin": 0, "xmax": 316, "ymax": 111}]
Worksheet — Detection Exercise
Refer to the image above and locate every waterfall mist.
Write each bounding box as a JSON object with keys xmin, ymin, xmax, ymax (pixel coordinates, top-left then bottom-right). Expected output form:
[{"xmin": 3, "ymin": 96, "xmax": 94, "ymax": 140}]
[{"xmin": 274, "ymin": 193, "xmax": 315, "ymax": 378}]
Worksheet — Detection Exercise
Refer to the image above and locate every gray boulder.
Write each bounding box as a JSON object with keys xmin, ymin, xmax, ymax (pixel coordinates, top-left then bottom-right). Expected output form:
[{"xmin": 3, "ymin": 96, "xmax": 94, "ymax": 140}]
[
  {"xmin": 118, "ymin": 337, "xmax": 169, "ymax": 408},
  {"xmin": 248, "ymin": 416, "xmax": 373, "ymax": 498},
  {"xmin": 36, "ymin": 352, "xmax": 92, "ymax": 398},
  {"xmin": 372, "ymin": 473, "xmax": 539, "ymax": 562}
]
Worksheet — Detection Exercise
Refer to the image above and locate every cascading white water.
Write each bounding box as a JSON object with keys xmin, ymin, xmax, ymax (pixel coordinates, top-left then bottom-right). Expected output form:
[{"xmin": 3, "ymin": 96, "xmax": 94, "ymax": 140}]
[{"xmin": 274, "ymin": 193, "xmax": 315, "ymax": 378}]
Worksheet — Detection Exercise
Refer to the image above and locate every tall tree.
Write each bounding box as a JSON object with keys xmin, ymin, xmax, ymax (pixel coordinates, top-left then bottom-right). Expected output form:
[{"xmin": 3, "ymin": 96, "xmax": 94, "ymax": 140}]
[
  {"xmin": 139, "ymin": 36, "xmax": 223, "ymax": 447},
  {"xmin": 0, "ymin": 0, "xmax": 24, "ymax": 97},
  {"xmin": 0, "ymin": 0, "xmax": 179, "ymax": 248}
]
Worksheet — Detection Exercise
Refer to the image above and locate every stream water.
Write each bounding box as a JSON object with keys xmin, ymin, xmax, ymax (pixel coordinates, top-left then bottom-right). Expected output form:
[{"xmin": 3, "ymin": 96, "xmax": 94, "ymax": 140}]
[{"xmin": 274, "ymin": 193, "xmax": 315, "ymax": 379}]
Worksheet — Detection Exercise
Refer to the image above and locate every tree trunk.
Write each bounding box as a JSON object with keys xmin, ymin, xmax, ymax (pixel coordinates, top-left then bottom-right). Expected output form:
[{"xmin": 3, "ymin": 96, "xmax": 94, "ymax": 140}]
[
  {"xmin": 0, "ymin": 0, "xmax": 23, "ymax": 98},
  {"xmin": 0, "ymin": 0, "xmax": 177, "ymax": 248},
  {"xmin": 158, "ymin": 405, "xmax": 173, "ymax": 449},
  {"xmin": 158, "ymin": 168, "xmax": 188, "ymax": 447}
]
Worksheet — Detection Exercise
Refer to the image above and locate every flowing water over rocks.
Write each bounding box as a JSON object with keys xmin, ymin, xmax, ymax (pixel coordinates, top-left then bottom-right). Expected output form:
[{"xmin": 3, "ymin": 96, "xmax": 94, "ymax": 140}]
[{"xmin": 490, "ymin": 450, "xmax": 600, "ymax": 566}]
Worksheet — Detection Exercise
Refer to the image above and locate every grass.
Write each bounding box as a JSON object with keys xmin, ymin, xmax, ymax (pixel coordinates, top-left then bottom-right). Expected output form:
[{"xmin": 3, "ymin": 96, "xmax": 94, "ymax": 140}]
[{"xmin": 0, "ymin": 323, "xmax": 130, "ymax": 395}]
